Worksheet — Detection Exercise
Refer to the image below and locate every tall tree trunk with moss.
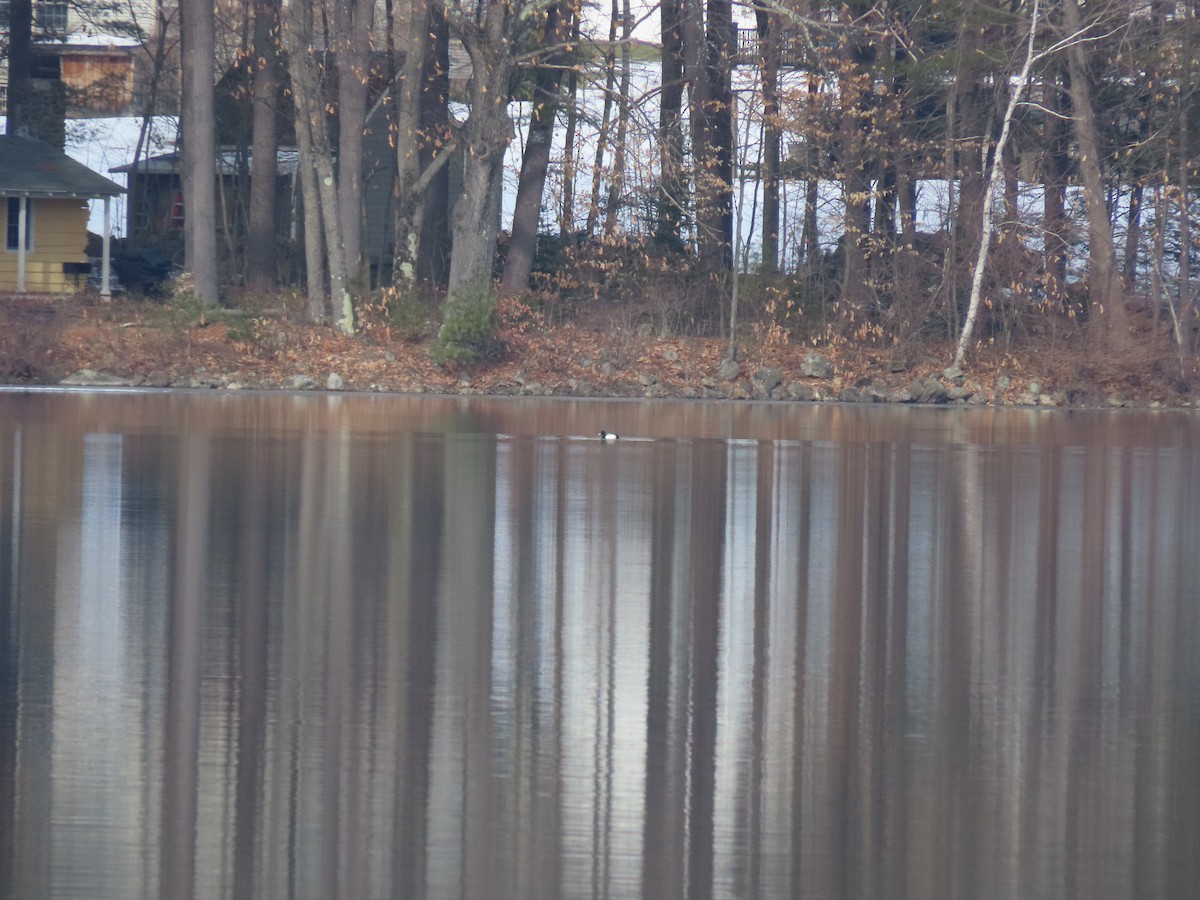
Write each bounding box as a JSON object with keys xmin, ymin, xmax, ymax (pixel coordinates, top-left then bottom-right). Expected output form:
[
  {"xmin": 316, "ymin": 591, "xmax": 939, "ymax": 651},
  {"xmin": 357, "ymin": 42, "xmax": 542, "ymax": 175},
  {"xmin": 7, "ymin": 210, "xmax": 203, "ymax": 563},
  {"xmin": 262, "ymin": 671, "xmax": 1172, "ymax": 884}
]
[
  {"xmin": 298, "ymin": 161, "xmax": 328, "ymax": 321},
  {"xmin": 393, "ymin": 0, "xmax": 432, "ymax": 291},
  {"xmin": 246, "ymin": 0, "xmax": 281, "ymax": 292},
  {"xmin": 445, "ymin": 1, "xmax": 517, "ymax": 303},
  {"xmin": 286, "ymin": 0, "xmax": 353, "ymax": 333},
  {"xmin": 291, "ymin": 54, "xmax": 327, "ymax": 320},
  {"xmin": 181, "ymin": 0, "xmax": 220, "ymax": 303}
]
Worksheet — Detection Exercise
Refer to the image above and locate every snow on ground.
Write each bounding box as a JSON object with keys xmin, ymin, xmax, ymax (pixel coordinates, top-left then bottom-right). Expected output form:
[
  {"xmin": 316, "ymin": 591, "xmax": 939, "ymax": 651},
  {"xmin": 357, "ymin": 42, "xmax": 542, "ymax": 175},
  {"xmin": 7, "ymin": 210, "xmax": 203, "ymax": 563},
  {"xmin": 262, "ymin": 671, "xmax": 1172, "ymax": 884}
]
[{"xmin": 65, "ymin": 117, "xmax": 178, "ymax": 237}]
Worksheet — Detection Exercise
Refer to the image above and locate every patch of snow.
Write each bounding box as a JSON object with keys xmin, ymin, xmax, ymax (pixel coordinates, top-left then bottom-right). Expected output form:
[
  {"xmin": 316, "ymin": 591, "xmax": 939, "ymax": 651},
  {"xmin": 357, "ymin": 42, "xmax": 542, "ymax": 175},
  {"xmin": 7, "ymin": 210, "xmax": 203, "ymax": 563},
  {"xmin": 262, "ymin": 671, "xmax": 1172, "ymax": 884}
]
[
  {"xmin": 56, "ymin": 34, "xmax": 142, "ymax": 48},
  {"xmin": 64, "ymin": 117, "xmax": 178, "ymax": 236}
]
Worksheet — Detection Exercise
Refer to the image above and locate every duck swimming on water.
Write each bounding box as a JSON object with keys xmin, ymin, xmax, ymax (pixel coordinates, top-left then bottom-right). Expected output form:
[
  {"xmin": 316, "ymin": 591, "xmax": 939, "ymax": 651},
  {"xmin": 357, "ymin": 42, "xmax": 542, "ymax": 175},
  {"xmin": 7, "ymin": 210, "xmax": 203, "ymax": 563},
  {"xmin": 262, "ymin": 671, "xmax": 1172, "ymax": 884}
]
[{"xmin": 598, "ymin": 430, "xmax": 619, "ymax": 441}]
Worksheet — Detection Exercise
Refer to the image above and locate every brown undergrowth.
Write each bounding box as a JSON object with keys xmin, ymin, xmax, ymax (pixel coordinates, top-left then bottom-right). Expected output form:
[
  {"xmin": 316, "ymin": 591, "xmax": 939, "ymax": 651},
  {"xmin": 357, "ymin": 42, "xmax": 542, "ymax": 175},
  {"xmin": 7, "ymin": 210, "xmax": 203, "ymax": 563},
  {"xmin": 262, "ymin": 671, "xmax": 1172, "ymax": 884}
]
[{"xmin": 1, "ymin": 290, "xmax": 1196, "ymax": 407}]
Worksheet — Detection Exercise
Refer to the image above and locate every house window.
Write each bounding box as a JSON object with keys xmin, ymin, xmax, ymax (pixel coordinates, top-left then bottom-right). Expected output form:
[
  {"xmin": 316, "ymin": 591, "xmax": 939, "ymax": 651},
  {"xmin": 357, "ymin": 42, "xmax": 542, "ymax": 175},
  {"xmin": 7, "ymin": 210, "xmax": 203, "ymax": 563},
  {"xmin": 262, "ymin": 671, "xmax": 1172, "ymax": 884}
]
[
  {"xmin": 35, "ymin": 0, "xmax": 69, "ymax": 35},
  {"xmin": 6, "ymin": 198, "xmax": 33, "ymax": 252}
]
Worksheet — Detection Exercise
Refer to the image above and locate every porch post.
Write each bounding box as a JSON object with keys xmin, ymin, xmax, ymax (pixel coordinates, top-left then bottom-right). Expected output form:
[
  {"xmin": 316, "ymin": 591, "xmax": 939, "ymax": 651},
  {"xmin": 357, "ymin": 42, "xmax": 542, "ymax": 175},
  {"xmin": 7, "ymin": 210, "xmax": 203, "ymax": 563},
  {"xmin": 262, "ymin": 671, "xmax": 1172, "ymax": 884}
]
[
  {"xmin": 101, "ymin": 196, "xmax": 112, "ymax": 298},
  {"xmin": 17, "ymin": 196, "xmax": 27, "ymax": 293}
]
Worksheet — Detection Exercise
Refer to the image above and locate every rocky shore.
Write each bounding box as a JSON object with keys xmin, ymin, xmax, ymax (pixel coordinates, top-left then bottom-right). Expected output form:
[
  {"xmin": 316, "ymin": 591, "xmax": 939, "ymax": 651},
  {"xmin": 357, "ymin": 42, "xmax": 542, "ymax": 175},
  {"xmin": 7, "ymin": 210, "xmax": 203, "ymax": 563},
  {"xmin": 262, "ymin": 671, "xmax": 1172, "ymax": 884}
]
[
  {"xmin": 55, "ymin": 351, "xmax": 1191, "ymax": 411},
  {"xmin": 5, "ymin": 294, "xmax": 1196, "ymax": 410}
]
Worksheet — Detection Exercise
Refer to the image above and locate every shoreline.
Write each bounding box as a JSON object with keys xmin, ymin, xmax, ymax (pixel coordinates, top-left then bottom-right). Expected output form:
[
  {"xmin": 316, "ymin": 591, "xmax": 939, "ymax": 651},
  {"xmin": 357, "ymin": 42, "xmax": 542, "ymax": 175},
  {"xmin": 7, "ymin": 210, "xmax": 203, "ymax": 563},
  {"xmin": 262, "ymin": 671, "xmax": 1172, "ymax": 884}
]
[
  {"xmin": 3, "ymin": 293, "xmax": 1197, "ymax": 411},
  {"xmin": 32, "ymin": 365, "xmax": 1197, "ymax": 411}
]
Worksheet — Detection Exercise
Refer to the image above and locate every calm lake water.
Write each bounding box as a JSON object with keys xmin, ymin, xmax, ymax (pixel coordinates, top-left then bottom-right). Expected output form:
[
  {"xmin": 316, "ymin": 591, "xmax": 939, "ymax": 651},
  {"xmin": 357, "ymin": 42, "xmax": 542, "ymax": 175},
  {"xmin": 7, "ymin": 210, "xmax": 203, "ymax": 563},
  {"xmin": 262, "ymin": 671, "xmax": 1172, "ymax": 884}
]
[{"xmin": 1, "ymin": 389, "xmax": 1198, "ymax": 900}]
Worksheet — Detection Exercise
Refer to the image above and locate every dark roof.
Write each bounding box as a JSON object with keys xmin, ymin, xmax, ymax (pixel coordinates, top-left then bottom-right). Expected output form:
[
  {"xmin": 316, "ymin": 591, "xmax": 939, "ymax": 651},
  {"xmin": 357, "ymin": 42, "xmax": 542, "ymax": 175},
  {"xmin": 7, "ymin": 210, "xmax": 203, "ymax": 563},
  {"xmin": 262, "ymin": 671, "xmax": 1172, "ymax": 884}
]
[
  {"xmin": 110, "ymin": 149, "xmax": 301, "ymax": 177},
  {"xmin": 0, "ymin": 134, "xmax": 125, "ymax": 198},
  {"xmin": 108, "ymin": 152, "xmax": 181, "ymax": 175}
]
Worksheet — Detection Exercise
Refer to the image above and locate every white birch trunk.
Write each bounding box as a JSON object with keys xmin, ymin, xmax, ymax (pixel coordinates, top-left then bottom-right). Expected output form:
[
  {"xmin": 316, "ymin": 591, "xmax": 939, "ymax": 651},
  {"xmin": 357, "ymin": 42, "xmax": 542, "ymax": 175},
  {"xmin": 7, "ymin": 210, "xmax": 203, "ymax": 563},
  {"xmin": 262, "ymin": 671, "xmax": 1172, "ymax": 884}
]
[{"xmin": 954, "ymin": 0, "xmax": 1042, "ymax": 368}]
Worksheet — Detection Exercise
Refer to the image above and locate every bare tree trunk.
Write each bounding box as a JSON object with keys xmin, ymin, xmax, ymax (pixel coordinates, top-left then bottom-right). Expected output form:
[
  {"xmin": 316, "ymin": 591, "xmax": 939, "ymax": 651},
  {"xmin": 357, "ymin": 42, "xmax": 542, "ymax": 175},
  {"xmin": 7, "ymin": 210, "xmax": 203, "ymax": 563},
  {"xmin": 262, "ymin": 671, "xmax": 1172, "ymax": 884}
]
[
  {"xmin": 392, "ymin": 0, "xmax": 432, "ymax": 290},
  {"xmin": 603, "ymin": 0, "xmax": 634, "ymax": 234},
  {"xmin": 939, "ymin": 63, "xmax": 960, "ymax": 333},
  {"xmin": 839, "ymin": 141, "xmax": 871, "ymax": 311},
  {"xmin": 585, "ymin": 1, "xmax": 619, "ymax": 236},
  {"xmin": 954, "ymin": 80, "xmax": 988, "ymax": 323},
  {"xmin": 939, "ymin": 11, "xmax": 987, "ymax": 335},
  {"xmin": 893, "ymin": 157, "xmax": 919, "ymax": 311},
  {"xmin": 246, "ymin": 0, "xmax": 280, "ymax": 291},
  {"xmin": 705, "ymin": 0, "xmax": 734, "ymax": 272},
  {"xmin": 231, "ymin": 12, "xmax": 254, "ymax": 263},
  {"xmin": 5, "ymin": 0, "xmax": 33, "ymax": 134},
  {"xmin": 559, "ymin": 2, "xmax": 582, "ymax": 235},
  {"xmin": 286, "ymin": 0, "xmax": 353, "ymax": 332},
  {"xmin": 446, "ymin": 4, "xmax": 516, "ymax": 301},
  {"xmin": 876, "ymin": 36, "xmax": 905, "ymax": 248},
  {"xmin": 501, "ymin": 3, "xmax": 573, "ymax": 295},
  {"xmin": 1179, "ymin": 13, "xmax": 1194, "ymax": 337},
  {"xmin": 955, "ymin": 0, "xmax": 1042, "ymax": 368},
  {"xmin": 1043, "ymin": 70, "xmax": 1070, "ymax": 309},
  {"xmin": 755, "ymin": 2, "xmax": 781, "ymax": 274},
  {"xmin": 1063, "ymin": 0, "xmax": 1128, "ymax": 346},
  {"xmin": 1123, "ymin": 181, "xmax": 1143, "ymax": 291},
  {"xmin": 291, "ymin": 57, "xmax": 327, "ymax": 320},
  {"xmin": 875, "ymin": 166, "xmax": 897, "ymax": 238},
  {"xmin": 656, "ymin": 0, "xmax": 686, "ymax": 247},
  {"xmin": 801, "ymin": 81, "xmax": 819, "ymax": 270},
  {"xmin": 838, "ymin": 7, "xmax": 874, "ymax": 315},
  {"xmin": 335, "ymin": 0, "xmax": 374, "ymax": 288},
  {"xmin": 1118, "ymin": 82, "xmax": 1151, "ymax": 296},
  {"xmin": 417, "ymin": 2, "xmax": 452, "ymax": 285},
  {"xmin": 1150, "ymin": 182, "xmax": 1165, "ymax": 331},
  {"xmin": 298, "ymin": 162, "xmax": 328, "ymax": 320},
  {"xmin": 181, "ymin": 0, "xmax": 220, "ymax": 303},
  {"xmin": 393, "ymin": 0, "xmax": 455, "ymax": 291},
  {"xmin": 684, "ymin": 0, "xmax": 734, "ymax": 294}
]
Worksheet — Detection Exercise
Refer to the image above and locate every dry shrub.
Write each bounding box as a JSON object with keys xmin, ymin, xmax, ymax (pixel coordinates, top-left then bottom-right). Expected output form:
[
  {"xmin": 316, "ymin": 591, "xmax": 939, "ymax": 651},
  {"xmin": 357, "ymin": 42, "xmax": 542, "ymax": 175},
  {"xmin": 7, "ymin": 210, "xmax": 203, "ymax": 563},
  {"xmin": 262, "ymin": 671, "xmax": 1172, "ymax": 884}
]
[
  {"xmin": 359, "ymin": 286, "xmax": 435, "ymax": 343},
  {"xmin": 536, "ymin": 235, "xmax": 710, "ymax": 335},
  {"xmin": 0, "ymin": 298, "xmax": 62, "ymax": 381}
]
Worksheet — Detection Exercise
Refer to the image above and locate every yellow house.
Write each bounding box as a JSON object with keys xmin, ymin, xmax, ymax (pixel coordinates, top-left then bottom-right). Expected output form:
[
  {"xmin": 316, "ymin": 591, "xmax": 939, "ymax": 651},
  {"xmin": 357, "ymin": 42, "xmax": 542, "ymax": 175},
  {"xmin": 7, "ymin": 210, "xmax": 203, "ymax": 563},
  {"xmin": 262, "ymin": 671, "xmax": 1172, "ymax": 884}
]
[{"xmin": 0, "ymin": 134, "xmax": 123, "ymax": 295}]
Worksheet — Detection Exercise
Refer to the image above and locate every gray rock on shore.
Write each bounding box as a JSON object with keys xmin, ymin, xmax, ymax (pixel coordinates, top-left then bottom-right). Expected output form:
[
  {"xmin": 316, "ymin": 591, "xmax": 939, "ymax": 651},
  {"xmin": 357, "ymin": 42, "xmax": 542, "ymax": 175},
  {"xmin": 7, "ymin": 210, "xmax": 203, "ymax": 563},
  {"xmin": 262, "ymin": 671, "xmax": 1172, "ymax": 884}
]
[
  {"xmin": 800, "ymin": 353, "xmax": 835, "ymax": 379},
  {"xmin": 907, "ymin": 376, "xmax": 949, "ymax": 404},
  {"xmin": 715, "ymin": 358, "xmax": 741, "ymax": 382},
  {"xmin": 752, "ymin": 367, "xmax": 782, "ymax": 396},
  {"xmin": 60, "ymin": 369, "xmax": 132, "ymax": 387}
]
